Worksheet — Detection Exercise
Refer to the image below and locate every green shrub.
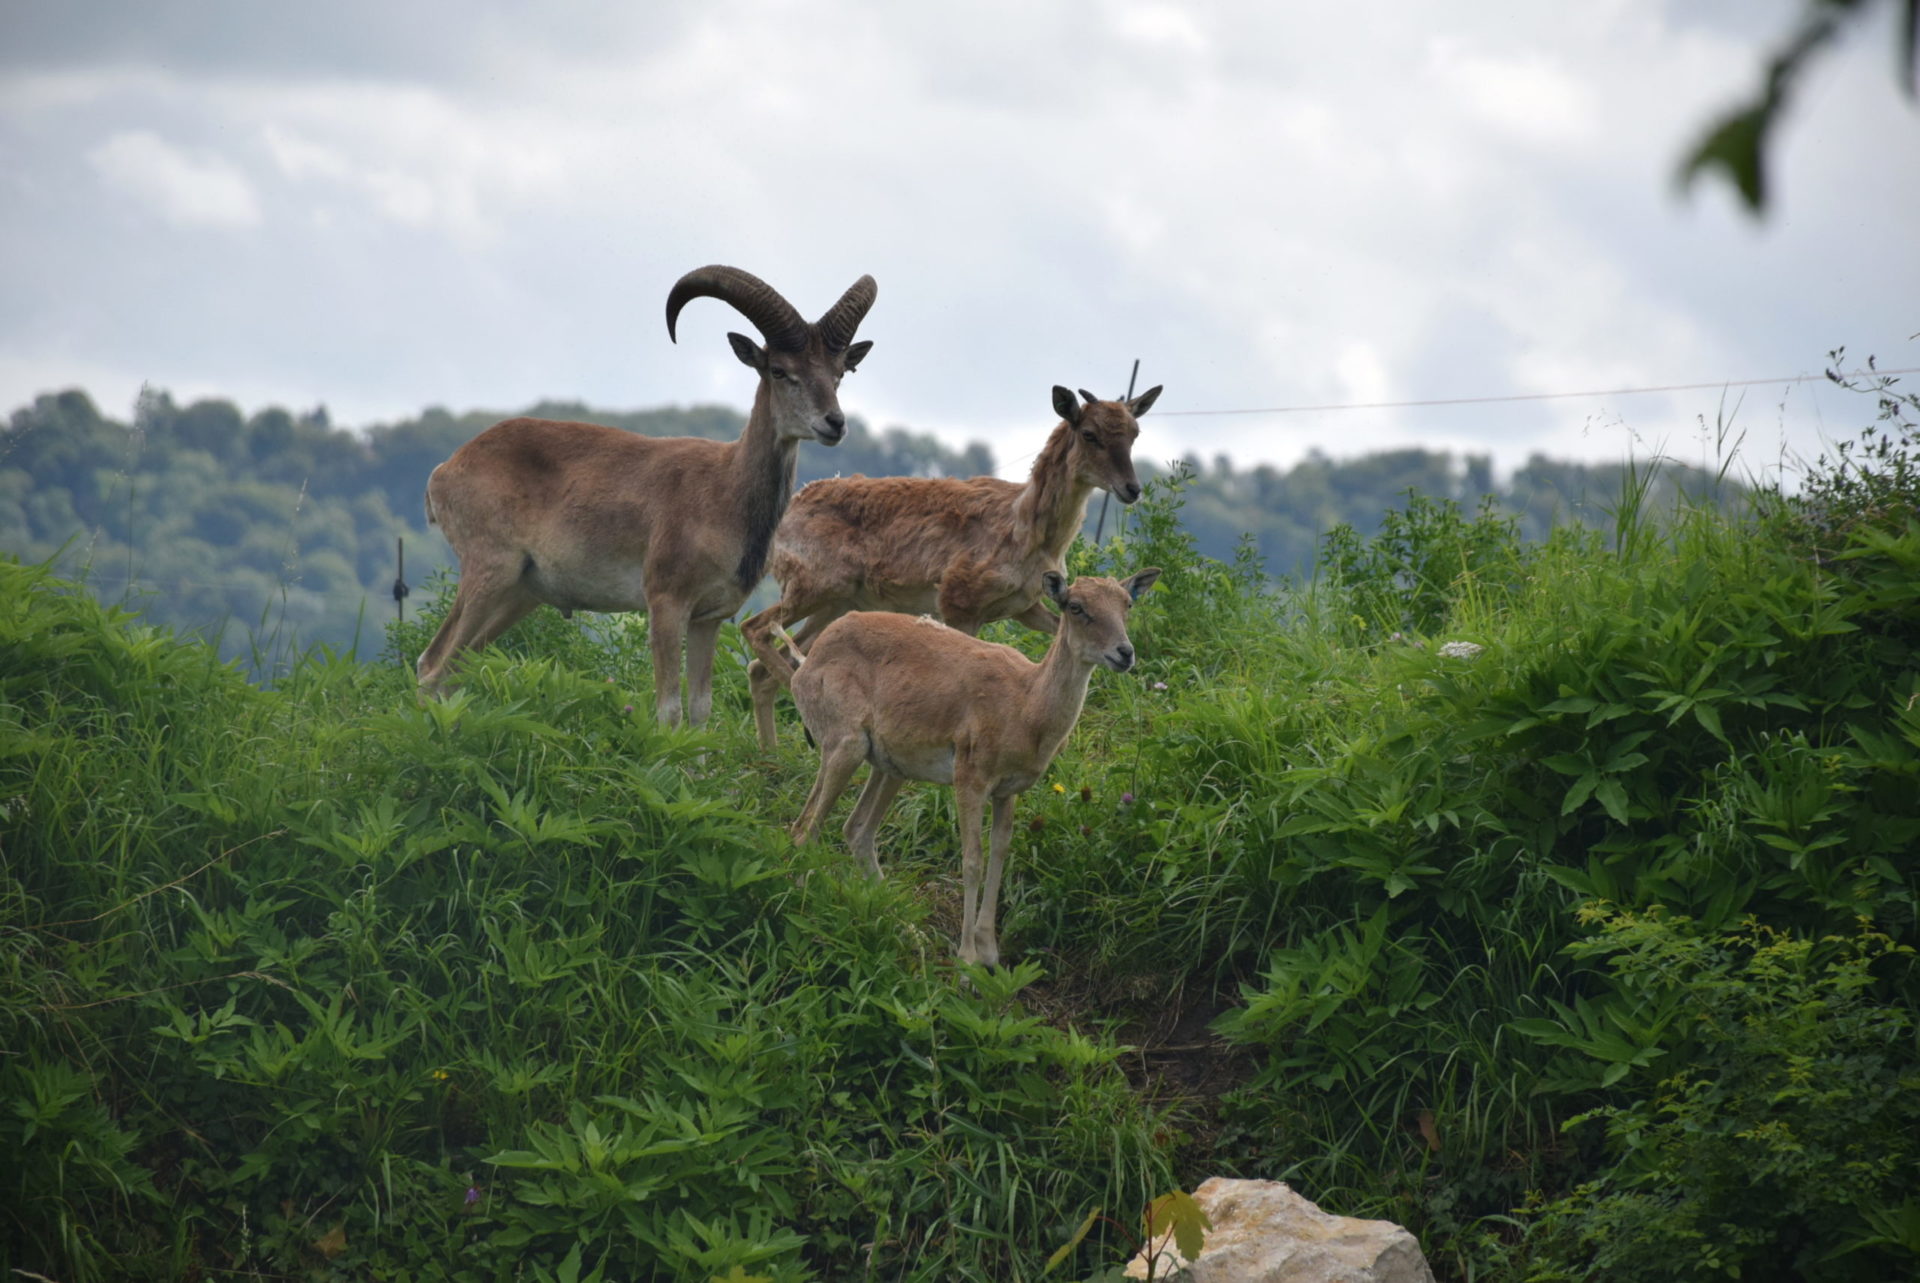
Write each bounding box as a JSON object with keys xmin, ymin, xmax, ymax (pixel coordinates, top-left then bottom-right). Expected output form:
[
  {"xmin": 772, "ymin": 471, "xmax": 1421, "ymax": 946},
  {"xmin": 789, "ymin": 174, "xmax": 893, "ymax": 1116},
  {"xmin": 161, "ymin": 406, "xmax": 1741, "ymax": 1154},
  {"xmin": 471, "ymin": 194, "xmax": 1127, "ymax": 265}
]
[
  {"xmin": 1030, "ymin": 444, "xmax": 1920, "ymax": 1276},
  {"xmin": 0, "ymin": 556, "xmax": 1175, "ymax": 1282},
  {"xmin": 1520, "ymin": 908, "xmax": 1920, "ymax": 1282},
  {"xmin": 1073, "ymin": 459, "xmax": 1270, "ymax": 679},
  {"xmin": 1775, "ymin": 352, "xmax": 1920, "ymax": 561},
  {"xmin": 1320, "ymin": 489, "xmax": 1532, "ymax": 637}
]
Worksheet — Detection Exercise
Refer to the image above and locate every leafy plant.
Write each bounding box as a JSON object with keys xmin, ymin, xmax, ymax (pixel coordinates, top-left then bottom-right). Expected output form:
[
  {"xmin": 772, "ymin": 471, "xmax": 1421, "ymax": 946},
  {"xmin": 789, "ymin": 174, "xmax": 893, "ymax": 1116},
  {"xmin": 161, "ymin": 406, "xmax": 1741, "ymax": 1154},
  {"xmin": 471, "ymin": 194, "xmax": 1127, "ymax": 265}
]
[
  {"xmin": 1320, "ymin": 489, "xmax": 1530, "ymax": 637},
  {"xmin": 1777, "ymin": 350, "xmax": 1920, "ymax": 561},
  {"xmin": 1044, "ymin": 1189, "xmax": 1211, "ymax": 1282},
  {"xmin": 1520, "ymin": 908, "xmax": 1920, "ymax": 1282}
]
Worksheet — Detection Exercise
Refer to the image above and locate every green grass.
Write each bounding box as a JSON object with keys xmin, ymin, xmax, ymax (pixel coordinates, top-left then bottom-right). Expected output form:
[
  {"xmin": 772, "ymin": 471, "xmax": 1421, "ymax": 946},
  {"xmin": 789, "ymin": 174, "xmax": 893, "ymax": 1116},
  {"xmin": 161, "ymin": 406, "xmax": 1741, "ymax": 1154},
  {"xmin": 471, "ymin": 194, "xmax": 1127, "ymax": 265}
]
[
  {"xmin": 1, "ymin": 572, "xmax": 1172, "ymax": 1281},
  {"xmin": 4, "ymin": 426, "xmax": 1919, "ymax": 1281}
]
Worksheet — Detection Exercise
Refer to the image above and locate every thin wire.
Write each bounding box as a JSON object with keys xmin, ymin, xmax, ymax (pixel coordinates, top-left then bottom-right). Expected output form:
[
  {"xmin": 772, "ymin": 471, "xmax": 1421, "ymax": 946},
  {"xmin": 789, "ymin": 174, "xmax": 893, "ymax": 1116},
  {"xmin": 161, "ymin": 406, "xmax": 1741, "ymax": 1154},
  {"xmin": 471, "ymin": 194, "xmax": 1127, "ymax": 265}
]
[
  {"xmin": 1154, "ymin": 366, "xmax": 1920, "ymax": 418},
  {"xmin": 70, "ymin": 571, "xmax": 421, "ymax": 608}
]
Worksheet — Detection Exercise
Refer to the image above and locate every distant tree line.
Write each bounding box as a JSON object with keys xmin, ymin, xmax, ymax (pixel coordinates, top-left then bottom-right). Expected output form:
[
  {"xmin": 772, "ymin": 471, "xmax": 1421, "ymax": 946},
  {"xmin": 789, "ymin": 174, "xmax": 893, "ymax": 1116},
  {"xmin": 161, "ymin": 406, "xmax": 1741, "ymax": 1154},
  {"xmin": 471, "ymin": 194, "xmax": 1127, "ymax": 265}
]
[
  {"xmin": 1158, "ymin": 444, "xmax": 1741, "ymax": 577},
  {"xmin": 0, "ymin": 387, "xmax": 1740, "ymax": 669}
]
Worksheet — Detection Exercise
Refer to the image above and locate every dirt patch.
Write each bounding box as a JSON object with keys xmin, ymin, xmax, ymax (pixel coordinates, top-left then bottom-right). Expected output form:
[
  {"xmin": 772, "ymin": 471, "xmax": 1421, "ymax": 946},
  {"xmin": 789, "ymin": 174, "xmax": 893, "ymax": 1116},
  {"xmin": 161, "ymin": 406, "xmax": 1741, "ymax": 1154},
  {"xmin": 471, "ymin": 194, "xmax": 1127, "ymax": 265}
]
[
  {"xmin": 872, "ymin": 875, "xmax": 1257, "ymax": 1166},
  {"xmin": 1021, "ymin": 963, "xmax": 1256, "ymax": 1167}
]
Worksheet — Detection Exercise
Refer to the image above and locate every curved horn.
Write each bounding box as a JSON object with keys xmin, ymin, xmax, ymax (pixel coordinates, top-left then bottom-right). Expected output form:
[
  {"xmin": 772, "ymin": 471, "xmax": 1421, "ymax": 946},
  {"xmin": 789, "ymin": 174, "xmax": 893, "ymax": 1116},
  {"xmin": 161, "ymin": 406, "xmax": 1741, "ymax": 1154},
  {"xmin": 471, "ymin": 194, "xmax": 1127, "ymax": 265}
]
[
  {"xmin": 665, "ymin": 265, "xmax": 809, "ymax": 352},
  {"xmin": 1078, "ymin": 388, "xmax": 1100, "ymax": 405},
  {"xmin": 814, "ymin": 274, "xmax": 878, "ymax": 352}
]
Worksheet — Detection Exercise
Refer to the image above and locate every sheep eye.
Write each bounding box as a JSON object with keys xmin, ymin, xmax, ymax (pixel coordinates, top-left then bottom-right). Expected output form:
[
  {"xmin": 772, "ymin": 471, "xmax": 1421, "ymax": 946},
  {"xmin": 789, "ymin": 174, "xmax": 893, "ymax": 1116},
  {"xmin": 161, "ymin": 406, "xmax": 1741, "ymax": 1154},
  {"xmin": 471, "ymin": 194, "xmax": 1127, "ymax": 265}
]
[{"xmin": 1081, "ymin": 432, "xmax": 1099, "ymax": 445}]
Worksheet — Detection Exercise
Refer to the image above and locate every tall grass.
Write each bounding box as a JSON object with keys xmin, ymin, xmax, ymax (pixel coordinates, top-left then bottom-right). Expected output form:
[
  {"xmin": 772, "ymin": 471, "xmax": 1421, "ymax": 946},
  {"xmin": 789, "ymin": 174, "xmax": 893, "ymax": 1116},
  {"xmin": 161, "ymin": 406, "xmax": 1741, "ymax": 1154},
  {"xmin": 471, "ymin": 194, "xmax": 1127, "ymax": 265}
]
[
  {"xmin": 0, "ymin": 565, "xmax": 1173, "ymax": 1281},
  {"xmin": 985, "ymin": 450, "xmax": 1916, "ymax": 1277}
]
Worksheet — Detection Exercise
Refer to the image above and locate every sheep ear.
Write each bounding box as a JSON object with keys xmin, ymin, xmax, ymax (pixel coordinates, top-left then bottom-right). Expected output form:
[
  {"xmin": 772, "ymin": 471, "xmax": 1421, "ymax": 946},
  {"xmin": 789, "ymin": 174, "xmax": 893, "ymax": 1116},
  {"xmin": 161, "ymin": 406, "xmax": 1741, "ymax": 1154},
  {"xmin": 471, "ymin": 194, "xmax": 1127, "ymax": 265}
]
[
  {"xmin": 1127, "ymin": 385, "xmax": 1163, "ymax": 417},
  {"xmin": 1051, "ymin": 386, "xmax": 1082, "ymax": 426},
  {"xmin": 1042, "ymin": 570, "xmax": 1069, "ymax": 605},
  {"xmin": 1122, "ymin": 567, "xmax": 1161, "ymax": 600},
  {"xmin": 1078, "ymin": 388, "xmax": 1099, "ymax": 405},
  {"xmin": 727, "ymin": 332, "xmax": 766, "ymax": 371},
  {"xmin": 842, "ymin": 340, "xmax": 873, "ymax": 372}
]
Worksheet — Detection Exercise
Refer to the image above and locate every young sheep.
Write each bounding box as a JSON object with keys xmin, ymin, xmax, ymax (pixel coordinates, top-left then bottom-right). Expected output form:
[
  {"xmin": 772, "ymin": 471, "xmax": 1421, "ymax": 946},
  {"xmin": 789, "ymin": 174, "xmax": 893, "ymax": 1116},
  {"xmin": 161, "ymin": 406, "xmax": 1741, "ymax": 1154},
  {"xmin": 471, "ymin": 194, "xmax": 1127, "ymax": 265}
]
[
  {"xmin": 741, "ymin": 383, "xmax": 1161, "ymax": 748},
  {"xmin": 788, "ymin": 568, "xmax": 1160, "ymax": 966}
]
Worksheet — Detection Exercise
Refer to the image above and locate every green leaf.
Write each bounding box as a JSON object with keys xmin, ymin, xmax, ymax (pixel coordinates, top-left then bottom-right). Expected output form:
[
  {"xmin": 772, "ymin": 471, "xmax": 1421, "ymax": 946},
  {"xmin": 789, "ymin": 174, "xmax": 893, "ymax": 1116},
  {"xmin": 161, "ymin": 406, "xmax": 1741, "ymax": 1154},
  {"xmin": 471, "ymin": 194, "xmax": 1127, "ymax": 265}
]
[
  {"xmin": 1541, "ymin": 753, "xmax": 1590, "ymax": 777},
  {"xmin": 1145, "ymin": 1190, "xmax": 1212, "ymax": 1265},
  {"xmin": 1541, "ymin": 695, "xmax": 1599, "ymax": 715},
  {"xmin": 1046, "ymin": 1207, "xmax": 1102, "ymax": 1273},
  {"xmin": 1510, "ymin": 1017, "xmax": 1572, "ymax": 1044},
  {"xmin": 1169, "ymin": 1190, "xmax": 1211, "ymax": 1263},
  {"xmin": 1562, "ymin": 774, "xmax": 1598, "ymax": 816},
  {"xmin": 1593, "ymin": 779, "xmax": 1630, "ymax": 825},
  {"xmin": 1680, "ymin": 103, "xmax": 1769, "ymax": 210}
]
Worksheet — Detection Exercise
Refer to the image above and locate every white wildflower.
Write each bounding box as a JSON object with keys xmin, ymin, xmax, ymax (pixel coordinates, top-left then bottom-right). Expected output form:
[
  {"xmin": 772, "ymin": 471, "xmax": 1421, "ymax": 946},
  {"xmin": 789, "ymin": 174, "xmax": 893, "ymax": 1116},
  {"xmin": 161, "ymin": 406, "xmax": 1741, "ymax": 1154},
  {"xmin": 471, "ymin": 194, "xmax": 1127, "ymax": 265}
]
[{"xmin": 1438, "ymin": 641, "xmax": 1484, "ymax": 660}]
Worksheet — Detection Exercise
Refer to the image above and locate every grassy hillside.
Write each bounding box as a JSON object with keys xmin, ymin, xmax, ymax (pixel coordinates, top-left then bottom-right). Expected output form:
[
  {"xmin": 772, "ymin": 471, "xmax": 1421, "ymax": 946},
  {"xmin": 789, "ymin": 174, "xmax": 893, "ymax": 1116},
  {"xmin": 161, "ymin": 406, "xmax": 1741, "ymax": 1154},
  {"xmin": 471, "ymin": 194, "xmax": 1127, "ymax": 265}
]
[{"xmin": 3, "ymin": 390, "xmax": 1915, "ymax": 1281}]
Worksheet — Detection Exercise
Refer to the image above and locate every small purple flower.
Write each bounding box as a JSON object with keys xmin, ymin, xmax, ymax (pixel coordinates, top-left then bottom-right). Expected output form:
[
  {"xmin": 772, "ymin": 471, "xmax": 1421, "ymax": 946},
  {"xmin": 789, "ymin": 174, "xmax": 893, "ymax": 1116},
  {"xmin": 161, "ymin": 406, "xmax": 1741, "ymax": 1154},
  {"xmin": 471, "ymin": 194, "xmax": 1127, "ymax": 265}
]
[
  {"xmin": 1152, "ymin": 681, "xmax": 1168, "ymax": 691},
  {"xmin": 465, "ymin": 1185, "xmax": 481, "ymax": 1206},
  {"xmin": 622, "ymin": 704, "xmax": 634, "ymax": 714},
  {"xmin": 1121, "ymin": 792, "xmax": 1135, "ymax": 805}
]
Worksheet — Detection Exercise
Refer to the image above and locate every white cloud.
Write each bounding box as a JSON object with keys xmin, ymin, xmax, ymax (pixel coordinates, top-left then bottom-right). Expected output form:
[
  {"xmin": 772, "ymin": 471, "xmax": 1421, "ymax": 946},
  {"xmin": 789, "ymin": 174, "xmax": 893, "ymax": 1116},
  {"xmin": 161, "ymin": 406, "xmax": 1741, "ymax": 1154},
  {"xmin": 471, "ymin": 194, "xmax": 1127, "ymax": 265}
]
[
  {"xmin": 1428, "ymin": 42, "xmax": 1599, "ymax": 147},
  {"xmin": 252, "ymin": 92, "xmax": 551, "ymax": 241},
  {"xmin": 1114, "ymin": 3, "xmax": 1209, "ymax": 54},
  {"xmin": 261, "ymin": 124, "xmax": 352, "ymax": 182},
  {"xmin": 1334, "ymin": 342, "xmax": 1395, "ymax": 407},
  {"xmin": 86, "ymin": 130, "xmax": 262, "ymax": 228}
]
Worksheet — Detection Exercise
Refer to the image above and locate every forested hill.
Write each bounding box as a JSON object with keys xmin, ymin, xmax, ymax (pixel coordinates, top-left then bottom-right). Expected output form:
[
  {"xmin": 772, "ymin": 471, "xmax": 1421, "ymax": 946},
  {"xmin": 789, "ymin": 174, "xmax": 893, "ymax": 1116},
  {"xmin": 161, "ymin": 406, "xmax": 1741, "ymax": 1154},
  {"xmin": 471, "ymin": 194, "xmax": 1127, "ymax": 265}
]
[
  {"xmin": 1, "ymin": 387, "xmax": 1740, "ymax": 665},
  {"xmin": 0, "ymin": 389, "xmax": 993, "ymax": 665},
  {"xmin": 1163, "ymin": 445, "xmax": 1738, "ymax": 576}
]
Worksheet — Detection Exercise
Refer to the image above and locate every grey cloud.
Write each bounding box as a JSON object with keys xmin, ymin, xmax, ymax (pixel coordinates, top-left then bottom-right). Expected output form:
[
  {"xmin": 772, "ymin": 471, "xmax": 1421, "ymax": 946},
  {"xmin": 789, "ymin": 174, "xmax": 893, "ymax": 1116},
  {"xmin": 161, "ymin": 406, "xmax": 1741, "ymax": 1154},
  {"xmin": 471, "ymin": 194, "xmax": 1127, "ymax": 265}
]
[
  {"xmin": 0, "ymin": 0, "xmax": 706, "ymax": 84},
  {"xmin": 0, "ymin": 0, "xmax": 1912, "ymax": 478}
]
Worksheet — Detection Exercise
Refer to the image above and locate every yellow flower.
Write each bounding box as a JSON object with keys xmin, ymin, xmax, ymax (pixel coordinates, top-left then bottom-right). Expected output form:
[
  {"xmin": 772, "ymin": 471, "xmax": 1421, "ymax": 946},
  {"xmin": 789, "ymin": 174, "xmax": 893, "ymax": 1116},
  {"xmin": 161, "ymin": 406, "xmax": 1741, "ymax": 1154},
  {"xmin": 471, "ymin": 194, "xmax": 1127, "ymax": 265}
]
[
  {"xmin": 1052, "ymin": 783, "xmax": 1066, "ymax": 794},
  {"xmin": 431, "ymin": 1069, "xmax": 450, "ymax": 1081}
]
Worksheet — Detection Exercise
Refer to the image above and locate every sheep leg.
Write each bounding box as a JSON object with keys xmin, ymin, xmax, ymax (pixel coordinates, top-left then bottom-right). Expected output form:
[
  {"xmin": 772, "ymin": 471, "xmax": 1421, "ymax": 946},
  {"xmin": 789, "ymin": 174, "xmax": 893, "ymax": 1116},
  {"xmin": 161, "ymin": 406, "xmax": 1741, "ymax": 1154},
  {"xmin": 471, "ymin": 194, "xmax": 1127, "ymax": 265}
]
[
  {"xmin": 416, "ymin": 559, "xmax": 540, "ymax": 695},
  {"xmin": 748, "ymin": 659, "xmax": 784, "ymax": 750},
  {"xmin": 968, "ymin": 794, "xmax": 1017, "ymax": 969},
  {"xmin": 843, "ymin": 769, "xmax": 906, "ymax": 878},
  {"xmin": 954, "ymin": 777, "xmax": 993, "ymax": 966},
  {"xmin": 790, "ymin": 733, "xmax": 866, "ymax": 846},
  {"xmin": 746, "ymin": 605, "xmax": 847, "ymax": 749},
  {"xmin": 741, "ymin": 601, "xmax": 803, "ymax": 684},
  {"xmin": 683, "ymin": 616, "xmax": 723, "ymax": 726},
  {"xmin": 646, "ymin": 600, "xmax": 690, "ymax": 726}
]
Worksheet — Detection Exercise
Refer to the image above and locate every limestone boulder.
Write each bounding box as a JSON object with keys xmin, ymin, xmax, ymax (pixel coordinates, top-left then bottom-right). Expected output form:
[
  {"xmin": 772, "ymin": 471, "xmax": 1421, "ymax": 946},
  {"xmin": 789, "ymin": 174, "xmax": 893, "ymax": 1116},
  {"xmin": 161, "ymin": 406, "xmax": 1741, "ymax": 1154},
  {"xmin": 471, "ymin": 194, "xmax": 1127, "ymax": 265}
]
[{"xmin": 1124, "ymin": 1177, "xmax": 1435, "ymax": 1283}]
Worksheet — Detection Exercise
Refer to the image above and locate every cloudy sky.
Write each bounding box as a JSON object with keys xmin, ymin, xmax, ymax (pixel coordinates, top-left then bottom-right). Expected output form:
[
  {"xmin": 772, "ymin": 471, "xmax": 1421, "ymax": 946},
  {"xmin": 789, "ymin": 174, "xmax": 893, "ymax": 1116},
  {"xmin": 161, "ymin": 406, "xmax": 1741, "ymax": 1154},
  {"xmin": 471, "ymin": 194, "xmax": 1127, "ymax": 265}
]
[{"xmin": 1, "ymin": 1, "xmax": 1915, "ymax": 481}]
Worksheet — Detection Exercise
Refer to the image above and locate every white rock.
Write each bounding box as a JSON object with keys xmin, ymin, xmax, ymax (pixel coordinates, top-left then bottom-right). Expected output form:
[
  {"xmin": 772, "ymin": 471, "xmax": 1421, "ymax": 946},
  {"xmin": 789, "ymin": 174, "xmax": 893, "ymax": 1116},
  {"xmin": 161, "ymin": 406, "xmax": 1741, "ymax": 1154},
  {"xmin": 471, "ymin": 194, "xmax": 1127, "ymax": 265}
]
[{"xmin": 1124, "ymin": 1178, "xmax": 1435, "ymax": 1283}]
